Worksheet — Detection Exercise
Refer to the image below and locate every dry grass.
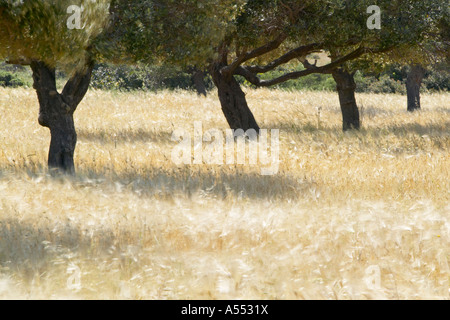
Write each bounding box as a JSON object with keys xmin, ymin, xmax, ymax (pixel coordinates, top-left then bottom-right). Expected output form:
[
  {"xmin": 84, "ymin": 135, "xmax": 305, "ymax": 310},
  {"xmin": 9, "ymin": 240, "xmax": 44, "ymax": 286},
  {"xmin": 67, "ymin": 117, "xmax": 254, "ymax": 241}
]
[{"xmin": 0, "ymin": 87, "xmax": 448, "ymax": 299}]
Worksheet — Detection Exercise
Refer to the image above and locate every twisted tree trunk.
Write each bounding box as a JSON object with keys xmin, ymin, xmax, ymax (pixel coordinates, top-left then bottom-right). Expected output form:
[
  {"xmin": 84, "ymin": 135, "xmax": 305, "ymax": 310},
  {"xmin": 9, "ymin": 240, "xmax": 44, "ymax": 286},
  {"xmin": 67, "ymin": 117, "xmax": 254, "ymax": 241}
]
[
  {"xmin": 406, "ymin": 64, "xmax": 426, "ymax": 112},
  {"xmin": 30, "ymin": 60, "xmax": 94, "ymax": 174},
  {"xmin": 332, "ymin": 69, "xmax": 360, "ymax": 131},
  {"xmin": 210, "ymin": 62, "xmax": 260, "ymax": 132}
]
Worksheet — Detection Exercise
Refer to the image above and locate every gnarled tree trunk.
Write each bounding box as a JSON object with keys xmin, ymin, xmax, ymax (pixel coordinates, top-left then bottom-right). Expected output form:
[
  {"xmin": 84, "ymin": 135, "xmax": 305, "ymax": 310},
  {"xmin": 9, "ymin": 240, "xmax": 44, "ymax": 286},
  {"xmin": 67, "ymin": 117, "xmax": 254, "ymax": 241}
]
[
  {"xmin": 30, "ymin": 60, "xmax": 94, "ymax": 174},
  {"xmin": 210, "ymin": 63, "xmax": 260, "ymax": 132},
  {"xmin": 332, "ymin": 69, "xmax": 360, "ymax": 131},
  {"xmin": 406, "ymin": 64, "xmax": 426, "ymax": 112}
]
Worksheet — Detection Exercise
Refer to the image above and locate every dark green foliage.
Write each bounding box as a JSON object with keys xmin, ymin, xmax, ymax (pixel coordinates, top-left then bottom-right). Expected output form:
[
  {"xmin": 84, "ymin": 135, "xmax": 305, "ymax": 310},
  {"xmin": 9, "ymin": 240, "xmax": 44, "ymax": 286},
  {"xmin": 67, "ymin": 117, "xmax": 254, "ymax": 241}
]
[
  {"xmin": 103, "ymin": 0, "xmax": 240, "ymax": 68},
  {"xmin": 0, "ymin": 70, "xmax": 27, "ymax": 87},
  {"xmin": 0, "ymin": 63, "xmax": 31, "ymax": 87},
  {"xmin": 357, "ymin": 73, "xmax": 407, "ymax": 94},
  {"xmin": 423, "ymin": 69, "xmax": 450, "ymax": 92},
  {"xmin": 1, "ymin": 60, "xmax": 447, "ymax": 94},
  {"xmin": 240, "ymin": 64, "xmax": 449, "ymax": 94},
  {"xmin": 355, "ymin": 65, "xmax": 450, "ymax": 94},
  {"xmin": 90, "ymin": 64, "xmax": 214, "ymax": 92}
]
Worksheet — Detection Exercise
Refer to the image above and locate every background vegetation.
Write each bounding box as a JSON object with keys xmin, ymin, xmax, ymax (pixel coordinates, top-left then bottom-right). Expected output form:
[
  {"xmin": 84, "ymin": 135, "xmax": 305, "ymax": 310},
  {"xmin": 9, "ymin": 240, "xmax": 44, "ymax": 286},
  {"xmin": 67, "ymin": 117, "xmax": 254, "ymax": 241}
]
[{"xmin": 2, "ymin": 62, "xmax": 448, "ymax": 94}]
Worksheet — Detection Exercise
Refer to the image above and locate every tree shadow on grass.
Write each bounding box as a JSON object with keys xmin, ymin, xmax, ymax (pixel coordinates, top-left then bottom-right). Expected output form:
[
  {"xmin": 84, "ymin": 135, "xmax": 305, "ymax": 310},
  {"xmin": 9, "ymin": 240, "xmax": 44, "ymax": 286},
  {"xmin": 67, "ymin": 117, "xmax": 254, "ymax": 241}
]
[
  {"xmin": 74, "ymin": 127, "xmax": 312, "ymax": 201},
  {"xmin": 378, "ymin": 121, "xmax": 450, "ymax": 137},
  {"xmin": 74, "ymin": 165, "xmax": 309, "ymax": 202},
  {"xmin": 77, "ymin": 128, "xmax": 174, "ymax": 144},
  {"xmin": 271, "ymin": 121, "xmax": 340, "ymax": 135},
  {"xmin": 273, "ymin": 119, "xmax": 450, "ymax": 138},
  {"xmin": 0, "ymin": 173, "xmax": 312, "ymax": 283},
  {"xmin": 0, "ymin": 217, "xmax": 117, "ymax": 282}
]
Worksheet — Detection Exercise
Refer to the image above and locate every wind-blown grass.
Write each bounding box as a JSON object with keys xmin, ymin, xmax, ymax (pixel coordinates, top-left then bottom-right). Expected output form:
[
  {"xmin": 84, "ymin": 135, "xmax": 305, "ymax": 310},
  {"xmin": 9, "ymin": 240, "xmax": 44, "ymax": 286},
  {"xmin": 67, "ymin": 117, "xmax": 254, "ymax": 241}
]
[{"xmin": 0, "ymin": 87, "xmax": 448, "ymax": 299}]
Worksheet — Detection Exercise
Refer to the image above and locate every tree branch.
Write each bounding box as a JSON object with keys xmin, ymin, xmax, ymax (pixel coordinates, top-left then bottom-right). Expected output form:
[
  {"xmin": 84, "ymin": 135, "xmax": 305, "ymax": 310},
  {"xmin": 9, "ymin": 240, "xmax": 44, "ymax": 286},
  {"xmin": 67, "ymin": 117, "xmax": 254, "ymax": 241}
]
[
  {"xmin": 279, "ymin": 1, "xmax": 307, "ymax": 24},
  {"xmin": 245, "ymin": 43, "xmax": 322, "ymax": 74},
  {"xmin": 5, "ymin": 57, "xmax": 32, "ymax": 66},
  {"xmin": 62, "ymin": 58, "xmax": 95, "ymax": 110},
  {"xmin": 220, "ymin": 33, "xmax": 287, "ymax": 78},
  {"xmin": 236, "ymin": 46, "xmax": 369, "ymax": 87}
]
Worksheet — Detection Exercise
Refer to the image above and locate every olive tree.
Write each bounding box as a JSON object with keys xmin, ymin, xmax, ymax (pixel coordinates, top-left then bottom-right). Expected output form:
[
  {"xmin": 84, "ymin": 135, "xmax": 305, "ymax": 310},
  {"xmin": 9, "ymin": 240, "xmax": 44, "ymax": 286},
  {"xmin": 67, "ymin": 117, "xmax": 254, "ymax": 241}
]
[
  {"xmin": 116, "ymin": 0, "xmax": 442, "ymax": 132},
  {"xmin": 228, "ymin": 0, "xmax": 445, "ymax": 130},
  {"xmin": 0, "ymin": 0, "xmax": 110, "ymax": 173}
]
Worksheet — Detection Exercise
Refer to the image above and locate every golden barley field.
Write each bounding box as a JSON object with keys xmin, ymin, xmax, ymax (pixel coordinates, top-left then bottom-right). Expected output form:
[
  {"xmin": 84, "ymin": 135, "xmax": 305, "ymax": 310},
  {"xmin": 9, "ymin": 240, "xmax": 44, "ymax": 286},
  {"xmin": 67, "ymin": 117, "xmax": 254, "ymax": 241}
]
[{"xmin": 0, "ymin": 86, "xmax": 448, "ymax": 299}]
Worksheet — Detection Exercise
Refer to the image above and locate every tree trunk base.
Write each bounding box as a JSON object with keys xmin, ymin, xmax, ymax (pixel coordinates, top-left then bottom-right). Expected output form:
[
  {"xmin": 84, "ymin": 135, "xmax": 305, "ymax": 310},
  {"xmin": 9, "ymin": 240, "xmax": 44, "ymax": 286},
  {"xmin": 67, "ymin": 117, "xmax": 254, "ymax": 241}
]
[
  {"xmin": 211, "ymin": 63, "xmax": 260, "ymax": 132},
  {"xmin": 192, "ymin": 69, "xmax": 207, "ymax": 97},
  {"xmin": 47, "ymin": 118, "xmax": 77, "ymax": 174},
  {"xmin": 407, "ymin": 65, "xmax": 426, "ymax": 112},
  {"xmin": 31, "ymin": 60, "xmax": 93, "ymax": 174},
  {"xmin": 332, "ymin": 69, "xmax": 360, "ymax": 131}
]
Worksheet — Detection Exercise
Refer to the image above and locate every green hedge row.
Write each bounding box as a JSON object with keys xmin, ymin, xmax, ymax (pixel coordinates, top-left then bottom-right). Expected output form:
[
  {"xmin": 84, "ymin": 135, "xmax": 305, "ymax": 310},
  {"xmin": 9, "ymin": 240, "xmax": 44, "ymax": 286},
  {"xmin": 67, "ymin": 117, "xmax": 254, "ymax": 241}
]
[
  {"xmin": 90, "ymin": 64, "xmax": 214, "ymax": 92},
  {"xmin": 243, "ymin": 64, "xmax": 449, "ymax": 94},
  {"xmin": 1, "ymin": 62, "xmax": 448, "ymax": 94}
]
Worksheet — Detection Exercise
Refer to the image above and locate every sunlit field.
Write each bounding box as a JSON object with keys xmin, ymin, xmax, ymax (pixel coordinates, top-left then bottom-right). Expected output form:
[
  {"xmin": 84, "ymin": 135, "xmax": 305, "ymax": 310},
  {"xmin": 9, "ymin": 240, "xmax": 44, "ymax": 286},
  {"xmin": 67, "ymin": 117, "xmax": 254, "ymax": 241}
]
[{"xmin": 0, "ymin": 87, "xmax": 448, "ymax": 299}]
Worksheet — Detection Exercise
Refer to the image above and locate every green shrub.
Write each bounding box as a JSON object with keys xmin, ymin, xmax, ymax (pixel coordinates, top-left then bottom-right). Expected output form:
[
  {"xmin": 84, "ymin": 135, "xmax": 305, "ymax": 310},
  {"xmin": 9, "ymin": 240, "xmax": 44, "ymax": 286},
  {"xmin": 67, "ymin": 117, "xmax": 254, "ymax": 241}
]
[
  {"xmin": 90, "ymin": 64, "xmax": 214, "ymax": 92},
  {"xmin": 356, "ymin": 64, "xmax": 449, "ymax": 95},
  {"xmin": 366, "ymin": 74, "xmax": 407, "ymax": 94},
  {"xmin": 2, "ymin": 61, "xmax": 445, "ymax": 94},
  {"xmin": 423, "ymin": 70, "xmax": 450, "ymax": 92},
  {"xmin": 0, "ymin": 70, "xmax": 27, "ymax": 88}
]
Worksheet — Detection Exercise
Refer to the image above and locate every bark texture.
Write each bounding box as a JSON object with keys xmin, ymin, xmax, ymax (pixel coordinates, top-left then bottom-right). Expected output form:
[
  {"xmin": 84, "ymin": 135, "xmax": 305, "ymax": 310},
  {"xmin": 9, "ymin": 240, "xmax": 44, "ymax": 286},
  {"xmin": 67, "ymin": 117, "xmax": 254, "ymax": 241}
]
[
  {"xmin": 30, "ymin": 60, "xmax": 94, "ymax": 174},
  {"xmin": 211, "ymin": 63, "xmax": 260, "ymax": 132},
  {"xmin": 332, "ymin": 69, "xmax": 360, "ymax": 131},
  {"xmin": 406, "ymin": 64, "xmax": 426, "ymax": 112}
]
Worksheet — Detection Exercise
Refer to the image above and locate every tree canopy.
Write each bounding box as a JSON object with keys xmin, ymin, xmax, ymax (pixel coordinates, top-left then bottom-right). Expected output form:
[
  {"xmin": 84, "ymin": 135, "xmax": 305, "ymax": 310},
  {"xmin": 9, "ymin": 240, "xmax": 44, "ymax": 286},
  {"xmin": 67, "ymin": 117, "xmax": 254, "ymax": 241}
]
[
  {"xmin": 227, "ymin": 0, "xmax": 446, "ymax": 87},
  {"xmin": 92, "ymin": 0, "xmax": 448, "ymax": 82},
  {"xmin": 0, "ymin": 0, "xmax": 110, "ymax": 68},
  {"xmin": 102, "ymin": 0, "xmax": 245, "ymax": 67},
  {"xmin": 0, "ymin": 0, "xmax": 111, "ymax": 173}
]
